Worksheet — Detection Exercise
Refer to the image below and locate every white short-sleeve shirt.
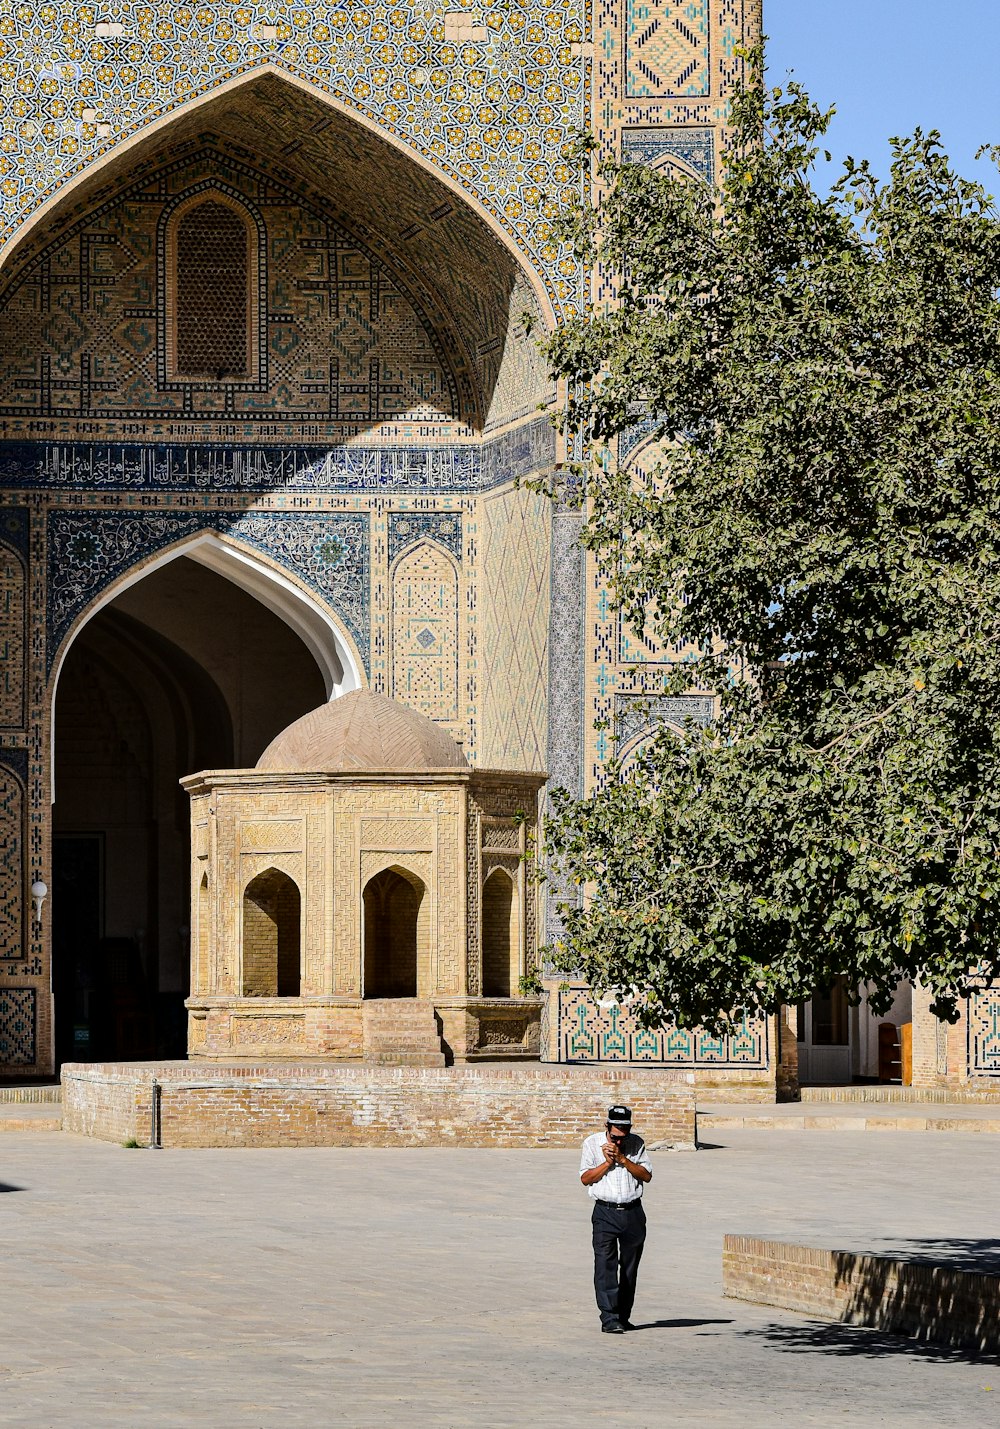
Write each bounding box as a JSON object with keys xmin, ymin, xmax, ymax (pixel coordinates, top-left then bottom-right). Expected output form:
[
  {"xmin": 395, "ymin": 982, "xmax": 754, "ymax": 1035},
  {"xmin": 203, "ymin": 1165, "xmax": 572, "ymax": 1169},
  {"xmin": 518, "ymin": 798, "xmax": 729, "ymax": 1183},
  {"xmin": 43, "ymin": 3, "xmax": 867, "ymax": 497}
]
[{"xmin": 580, "ymin": 1130, "xmax": 652, "ymax": 1202}]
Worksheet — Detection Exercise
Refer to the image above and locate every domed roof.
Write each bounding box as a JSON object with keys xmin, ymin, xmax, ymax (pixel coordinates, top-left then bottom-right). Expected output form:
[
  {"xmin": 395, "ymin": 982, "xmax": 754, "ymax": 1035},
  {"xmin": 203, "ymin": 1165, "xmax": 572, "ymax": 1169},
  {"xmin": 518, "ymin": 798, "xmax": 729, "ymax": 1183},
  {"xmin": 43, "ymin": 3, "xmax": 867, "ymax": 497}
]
[{"xmin": 256, "ymin": 690, "xmax": 469, "ymax": 773}]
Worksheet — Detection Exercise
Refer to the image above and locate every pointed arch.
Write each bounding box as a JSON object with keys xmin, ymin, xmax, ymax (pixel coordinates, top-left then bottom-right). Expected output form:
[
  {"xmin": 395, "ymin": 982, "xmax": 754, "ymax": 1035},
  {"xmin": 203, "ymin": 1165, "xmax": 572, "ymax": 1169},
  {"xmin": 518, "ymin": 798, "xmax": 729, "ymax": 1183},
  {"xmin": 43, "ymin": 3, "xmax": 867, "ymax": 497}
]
[
  {"xmin": 242, "ymin": 866, "xmax": 301, "ymax": 997},
  {"xmin": 482, "ymin": 868, "xmax": 519, "ymax": 998},
  {"xmin": 0, "ymin": 64, "xmax": 555, "ymax": 332},
  {"xmin": 193, "ymin": 873, "xmax": 211, "ymax": 999},
  {"xmin": 390, "ymin": 539, "xmax": 460, "ymax": 723},
  {"xmin": 362, "ymin": 864, "xmax": 430, "ymax": 999},
  {"xmin": 0, "ymin": 69, "xmax": 555, "ymax": 439},
  {"xmin": 160, "ymin": 185, "xmax": 264, "ymax": 385},
  {"xmin": 50, "ymin": 528, "xmax": 363, "ymax": 731}
]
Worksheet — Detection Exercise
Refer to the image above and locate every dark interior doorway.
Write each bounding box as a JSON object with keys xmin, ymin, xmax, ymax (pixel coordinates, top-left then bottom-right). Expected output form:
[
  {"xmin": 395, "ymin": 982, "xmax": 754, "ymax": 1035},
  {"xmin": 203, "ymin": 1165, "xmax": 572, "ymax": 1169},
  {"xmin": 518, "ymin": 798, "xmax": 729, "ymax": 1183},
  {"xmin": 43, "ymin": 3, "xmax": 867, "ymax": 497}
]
[
  {"xmin": 363, "ymin": 868, "xmax": 425, "ymax": 998},
  {"xmin": 52, "ymin": 557, "xmax": 326, "ymax": 1063}
]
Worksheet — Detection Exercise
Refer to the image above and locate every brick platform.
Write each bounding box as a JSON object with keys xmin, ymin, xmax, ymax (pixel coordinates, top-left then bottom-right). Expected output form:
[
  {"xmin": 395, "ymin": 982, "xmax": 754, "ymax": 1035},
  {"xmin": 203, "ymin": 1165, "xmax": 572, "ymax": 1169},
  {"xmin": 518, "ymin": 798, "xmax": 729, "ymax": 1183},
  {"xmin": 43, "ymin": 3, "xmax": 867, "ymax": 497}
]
[
  {"xmin": 61, "ymin": 1062, "xmax": 695, "ymax": 1149},
  {"xmin": 723, "ymin": 1236, "xmax": 1000, "ymax": 1355}
]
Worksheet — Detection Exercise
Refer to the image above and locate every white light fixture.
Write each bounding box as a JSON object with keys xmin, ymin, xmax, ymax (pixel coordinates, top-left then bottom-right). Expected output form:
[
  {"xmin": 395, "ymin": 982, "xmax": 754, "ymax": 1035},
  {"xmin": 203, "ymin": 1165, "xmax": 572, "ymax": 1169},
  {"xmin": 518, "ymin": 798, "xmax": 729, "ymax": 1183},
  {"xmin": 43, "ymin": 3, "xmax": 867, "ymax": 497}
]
[{"xmin": 30, "ymin": 880, "xmax": 48, "ymax": 925}]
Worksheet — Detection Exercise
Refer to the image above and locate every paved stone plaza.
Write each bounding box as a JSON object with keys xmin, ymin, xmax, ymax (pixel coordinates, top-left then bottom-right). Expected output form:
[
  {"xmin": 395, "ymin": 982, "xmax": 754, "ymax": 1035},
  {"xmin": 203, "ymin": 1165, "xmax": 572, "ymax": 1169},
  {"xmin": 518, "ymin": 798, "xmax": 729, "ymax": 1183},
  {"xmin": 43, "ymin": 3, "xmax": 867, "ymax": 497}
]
[{"xmin": 1, "ymin": 1129, "xmax": 997, "ymax": 1427}]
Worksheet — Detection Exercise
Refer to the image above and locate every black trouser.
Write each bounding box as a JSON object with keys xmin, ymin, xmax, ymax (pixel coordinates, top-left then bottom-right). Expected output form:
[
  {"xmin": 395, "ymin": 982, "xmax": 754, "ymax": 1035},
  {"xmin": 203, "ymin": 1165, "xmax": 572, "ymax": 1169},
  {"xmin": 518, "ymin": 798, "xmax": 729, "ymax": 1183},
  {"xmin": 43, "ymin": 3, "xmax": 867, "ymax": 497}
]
[{"xmin": 591, "ymin": 1200, "xmax": 646, "ymax": 1327}]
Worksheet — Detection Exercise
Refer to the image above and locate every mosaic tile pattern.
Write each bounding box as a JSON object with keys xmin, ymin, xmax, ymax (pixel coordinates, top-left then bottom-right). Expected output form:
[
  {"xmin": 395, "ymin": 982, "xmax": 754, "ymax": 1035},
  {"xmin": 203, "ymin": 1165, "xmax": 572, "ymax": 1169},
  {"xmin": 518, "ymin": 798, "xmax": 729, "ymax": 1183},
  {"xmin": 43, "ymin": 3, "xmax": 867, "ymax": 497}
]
[
  {"xmin": 0, "ymin": 506, "xmax": 30, "ymax": 557},
  {"xmin": 621, "ymin": 124, "xmax": 714, "ymax": 179},
  {"xmin": 0, "ymin": 764, "xmax": 24, "ymax": 960},
  {"xmin": 0, "ymin": 0, "xmax": 757, "ymax": 1071},
  {"xmin": 0, "ymin": 537, "xmax": 26, "ymax": 729},
  {"xmin": 47, "ymin": 507, "xmax": 370, "ymax": 670},
  {"xmin": 615, "ymin": 693, "xmax": 714, "ymax": 747},
  {"xmin": 968, "ymin": 989, "xmax": 1000, "ymax": 1076},
  {"xmin": 0, "ymin": 141, "xmax": 465, "ymax": 441},
  {"xmin": 0, "ymin": 418, "xmax": 556, "ymax": 492},
  {"xmin": 547, "ymin": 509, "xmax": 585, "ymax": 796},
  {"xmin": 0, "ymin": 2, "xmax": 587, "ymax": 313},
  {"xmin": 0, "ymin": 988, "xmax": 34, "ymax": 1063},
  {"xmin": 390, "ymin": 539, "xmax": 460, "ymax": 724},
  {"xmin": 478, "ymin": 483, "xmax": 550, "ymax": 771},
  {"xmin": 387, "ymin": 512, "xmax": 462, "ymax": 566},
  {"xmin": 559, "ymin": 988, "xmax": 767, "ymax": 1065},
  {"xmin": 625, "ymin": 0, "xmax": 710, "ymax": 99}
]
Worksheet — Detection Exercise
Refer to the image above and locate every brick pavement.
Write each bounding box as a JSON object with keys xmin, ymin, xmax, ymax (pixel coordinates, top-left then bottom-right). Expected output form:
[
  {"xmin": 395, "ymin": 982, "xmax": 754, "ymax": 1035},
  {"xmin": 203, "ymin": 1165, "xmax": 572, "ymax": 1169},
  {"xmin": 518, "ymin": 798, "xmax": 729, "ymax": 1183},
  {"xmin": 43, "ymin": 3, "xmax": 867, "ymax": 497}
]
[{"xmin": 0, "ymin": 1129, "xmax": 996, "ymax": 1427}]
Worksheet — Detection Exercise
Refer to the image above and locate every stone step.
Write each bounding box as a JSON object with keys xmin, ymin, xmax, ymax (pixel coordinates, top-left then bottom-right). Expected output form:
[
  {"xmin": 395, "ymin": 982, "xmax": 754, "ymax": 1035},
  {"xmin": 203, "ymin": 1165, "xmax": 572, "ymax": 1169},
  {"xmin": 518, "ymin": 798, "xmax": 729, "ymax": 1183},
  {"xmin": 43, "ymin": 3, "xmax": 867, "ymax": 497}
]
[
  {"xmin": 0, "ymin": 1104, "xmax": 62, "ymax": 1132},
  {"xmin": 800, "ymin": 1085, "xmax": 1000, "ymax": 1105},
  {"xmin": 363, "ymin": 999, "xmax": 436, "ymax": 1016},
  {"xmin": 698, "ymin": 1100, "xmax": 1000, "ymax": 1134},
  {"xmin": 363, "ymin": 999, "xmax": 445, "ymax": 1066},
  {"xmin": 0, "ymin": 1084, "xmax": 61, "ymax": 1104},
  {"xmin": 364, "ymin": 1050, "xmax": 447, "ymax": 1067}
]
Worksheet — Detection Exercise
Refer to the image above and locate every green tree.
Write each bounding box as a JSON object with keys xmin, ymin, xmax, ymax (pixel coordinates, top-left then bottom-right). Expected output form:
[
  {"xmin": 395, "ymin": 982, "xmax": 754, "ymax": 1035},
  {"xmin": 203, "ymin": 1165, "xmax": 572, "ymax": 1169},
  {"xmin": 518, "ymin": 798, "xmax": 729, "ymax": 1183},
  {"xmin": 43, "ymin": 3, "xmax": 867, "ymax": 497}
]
[{"xmin": 541, "ymin": 55, "xmax": 1000, "ymax": 1031}]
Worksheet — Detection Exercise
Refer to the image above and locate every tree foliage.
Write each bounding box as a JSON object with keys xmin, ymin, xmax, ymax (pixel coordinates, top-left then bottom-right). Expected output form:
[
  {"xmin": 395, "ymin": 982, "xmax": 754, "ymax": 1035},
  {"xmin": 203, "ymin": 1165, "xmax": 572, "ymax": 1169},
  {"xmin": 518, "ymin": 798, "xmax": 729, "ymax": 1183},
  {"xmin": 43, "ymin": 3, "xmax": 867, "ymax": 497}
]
[{"xmin": 541, "ymin": 55, "xmax": 1000, "ymax": 1030}]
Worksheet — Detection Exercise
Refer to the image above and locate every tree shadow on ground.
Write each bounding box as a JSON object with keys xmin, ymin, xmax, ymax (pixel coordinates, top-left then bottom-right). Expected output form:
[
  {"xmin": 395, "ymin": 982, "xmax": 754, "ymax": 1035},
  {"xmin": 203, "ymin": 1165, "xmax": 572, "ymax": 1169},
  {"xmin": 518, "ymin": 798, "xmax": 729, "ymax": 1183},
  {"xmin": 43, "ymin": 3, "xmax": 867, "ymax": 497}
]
[
  {"xmin": 865, "ymin": 1238, "xmax": 1000, "ymax": 1276},
  {"xmin": 742, "ymin": 1320, "xmax": 998, "ymax": 1365}
]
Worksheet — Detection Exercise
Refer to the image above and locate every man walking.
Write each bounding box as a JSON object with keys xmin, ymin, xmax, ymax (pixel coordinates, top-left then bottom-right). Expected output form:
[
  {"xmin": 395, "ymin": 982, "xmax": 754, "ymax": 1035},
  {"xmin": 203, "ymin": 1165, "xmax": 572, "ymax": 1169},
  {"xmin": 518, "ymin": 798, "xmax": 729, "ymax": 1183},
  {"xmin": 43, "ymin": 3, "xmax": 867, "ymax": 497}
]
[{"xmin": 579, "ymin": 1104, "xmax": 653, "ymax": 1333}]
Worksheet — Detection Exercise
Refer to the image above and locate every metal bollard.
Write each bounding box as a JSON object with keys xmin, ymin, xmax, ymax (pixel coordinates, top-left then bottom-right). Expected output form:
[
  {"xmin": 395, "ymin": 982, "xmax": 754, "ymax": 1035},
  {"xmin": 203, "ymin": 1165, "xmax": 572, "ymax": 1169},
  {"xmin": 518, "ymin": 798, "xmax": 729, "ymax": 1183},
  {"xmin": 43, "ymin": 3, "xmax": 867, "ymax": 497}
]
[{"xmin": 149, "ymin": 1079, "xmax": 161, "ymax": 1149}]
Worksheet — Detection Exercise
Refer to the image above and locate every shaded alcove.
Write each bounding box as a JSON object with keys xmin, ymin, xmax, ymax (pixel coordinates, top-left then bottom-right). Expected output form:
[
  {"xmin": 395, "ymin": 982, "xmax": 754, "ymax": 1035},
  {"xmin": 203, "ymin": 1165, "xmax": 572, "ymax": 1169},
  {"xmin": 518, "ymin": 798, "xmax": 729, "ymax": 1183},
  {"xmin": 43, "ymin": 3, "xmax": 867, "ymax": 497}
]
[
  {"xmin": 363, "ymin": 867, "xmax": 427, "ymax": 999},
  {"xmin": 52, "ymin": 556, "xmax": 327, "ymax": 1063},
  {"xmin": 0, "ymin": 71, "xmax": 553, "ymax": 443},
  {"xmin": 242, "ymin": 869, "xmax": 302, "ymax": 997},
  {"xmin": 482, "ymin": 869, "xmax": 518, "ymax": 997}
]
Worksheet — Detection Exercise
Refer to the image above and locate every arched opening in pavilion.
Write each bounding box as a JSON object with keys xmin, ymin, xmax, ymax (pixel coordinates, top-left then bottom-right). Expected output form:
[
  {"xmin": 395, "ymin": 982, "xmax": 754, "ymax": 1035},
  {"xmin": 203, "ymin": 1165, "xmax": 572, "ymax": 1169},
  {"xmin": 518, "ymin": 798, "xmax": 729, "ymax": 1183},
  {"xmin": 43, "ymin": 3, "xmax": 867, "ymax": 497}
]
[
  {"xmin": 362, "ymin": 867, "xmax": 429, "ymax": 999},
  {"xmin": 481, "ymin": 869, "xmax": 519, "ymax": 998},
  {"xmin": 242, "ymin": 868, "xmax": 302, "ymax": 999}
]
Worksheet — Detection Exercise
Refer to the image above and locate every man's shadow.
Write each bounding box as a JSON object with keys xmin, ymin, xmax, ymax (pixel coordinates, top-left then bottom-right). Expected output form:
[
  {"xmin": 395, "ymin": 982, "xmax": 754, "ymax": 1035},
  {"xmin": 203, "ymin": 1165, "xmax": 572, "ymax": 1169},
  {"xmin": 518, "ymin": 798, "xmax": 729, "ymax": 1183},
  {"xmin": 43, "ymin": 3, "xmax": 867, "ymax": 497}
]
[{"xmin": 629, "ymin": 1318, "xmax": 734, "ymax": 1331}]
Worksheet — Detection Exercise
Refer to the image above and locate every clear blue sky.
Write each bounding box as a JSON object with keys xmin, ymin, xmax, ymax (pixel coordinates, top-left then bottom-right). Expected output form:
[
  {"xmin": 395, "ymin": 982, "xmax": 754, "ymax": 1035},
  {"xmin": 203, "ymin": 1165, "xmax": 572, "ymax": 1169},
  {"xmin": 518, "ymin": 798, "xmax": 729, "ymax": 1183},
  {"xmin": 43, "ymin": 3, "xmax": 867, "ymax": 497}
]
[{"xmin": 765, "ymin": 2, "xmax": 1000, "ymax": 193}]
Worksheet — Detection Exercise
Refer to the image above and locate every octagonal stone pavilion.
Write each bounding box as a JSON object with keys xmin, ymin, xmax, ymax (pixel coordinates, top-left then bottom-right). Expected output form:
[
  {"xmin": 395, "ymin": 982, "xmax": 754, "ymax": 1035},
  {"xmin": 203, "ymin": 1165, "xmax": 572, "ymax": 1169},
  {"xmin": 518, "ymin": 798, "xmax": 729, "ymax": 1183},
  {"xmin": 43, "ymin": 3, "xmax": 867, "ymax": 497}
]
[{"xmin": 182, "ymin": 691, "xmax": 546, "ymax": 1065}]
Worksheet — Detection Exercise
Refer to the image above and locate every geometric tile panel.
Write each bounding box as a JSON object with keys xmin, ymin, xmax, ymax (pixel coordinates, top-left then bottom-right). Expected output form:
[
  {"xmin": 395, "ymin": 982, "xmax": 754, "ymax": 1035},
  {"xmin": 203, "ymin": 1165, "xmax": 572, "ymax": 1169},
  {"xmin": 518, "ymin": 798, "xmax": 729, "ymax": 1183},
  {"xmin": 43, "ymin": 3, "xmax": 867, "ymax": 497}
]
[
  {"xmin": 478, "ymin": 483, "xmax": 550, "ymax": 771},
  {"xmin": 390, "ymin": 540, "xmax": 460, "ymax": 724},
  {"xmin": 0, "ymin": 539, "xmax": 26, "ymax": 728},
  {"xmin": 0, "ymin": 6, "xmax": 587, "ymax": 315},
  {"xmin": 968, "ymin": 989, "xmax": 1000, "ymax": 1076},
  {"xmin": 0, "ymin": 989, "xmax": 35, "ymax": 1065},
  {"xmin": 621, "ymin": 125, "xmax": 714, "ymax": 180},
  {"xmin": 0, "ymin": 143, "xmax": 463, "ymax": 442},
  {"xmin": 0, "ymin": 766, "xmax": 24, "ymax": 960},
  {"xmin": 46, "ymin": 508, "xmax": 370, "ymax": 671},
  {"xmin": 387, "ymin": 513, "xmax": 462, "ymax": 567},
  {"xmin": 625, "ymin": 0, "xmax": 710, "ymax": 98},
  {"xmin": 559, "ymin": 988, "xmax": 768, "ymax": 1066},
  {"xmin": 614, "ymin": 694, "xmax": 714, "ymax": 748}
]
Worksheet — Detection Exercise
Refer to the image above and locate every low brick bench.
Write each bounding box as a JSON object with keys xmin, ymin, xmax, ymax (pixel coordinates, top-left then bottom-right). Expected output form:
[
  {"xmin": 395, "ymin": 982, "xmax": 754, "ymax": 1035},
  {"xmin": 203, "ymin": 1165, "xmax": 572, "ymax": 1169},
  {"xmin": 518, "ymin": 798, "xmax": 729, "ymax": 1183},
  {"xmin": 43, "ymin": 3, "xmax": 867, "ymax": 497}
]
[
  {"xmin": 61, "ymin": 1061, "xmax": 696, "ymax": 1150},
  {"xmin": 723, "ymin": 1235, "xmax": 1000, "ymax": 1355}
]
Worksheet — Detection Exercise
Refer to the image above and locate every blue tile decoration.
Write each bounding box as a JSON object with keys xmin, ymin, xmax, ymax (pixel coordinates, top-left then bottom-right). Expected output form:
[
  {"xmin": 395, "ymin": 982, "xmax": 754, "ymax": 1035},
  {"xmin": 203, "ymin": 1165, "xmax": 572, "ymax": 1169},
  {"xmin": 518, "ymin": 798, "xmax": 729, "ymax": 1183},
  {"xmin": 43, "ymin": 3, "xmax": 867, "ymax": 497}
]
[
  {"xmin": 0, "ymin": 508, "xmax": 30, "ymax": 559},
  {"xmin": 968, "ymin": 989, "xmax": 1000, "ymax": 1076},
  {"xmin": 0, "ymin": 988, "xmax": 35, "ymax": 1065},
  {"xmin": 545, "ymin": 509, "xmax": 586, "ymax": 942},
  {"xmin": 0, "ymin": 751, "xmax": 28, "ymax": 787},
  {"xmin": 621, "ymin": 125, "xmax": 715, "ymax": 180},
  {"xmin": 0, "ymin": 418, "xmax": 555, "ymax": 494},
  {"xmin": 615, "ymin": 693, "xmax": 714, "ymax": 747},
  {"xmin": 0, "ymin": 0, "xmax": 762, "ymax": 1073},
  {"xmin": 559, "ymin": 987, "xmax": 768, "ymax": 1065},
  {"xmin": 47, "ymin": 508, "xmax": 370, "ymax": 672},
  {"xmin": 0, "ymin": 757, "xmax": 26, "ymax": 962},
  {"xmin": 0, "ymin": 3, "xmax": 590, "ymax": 316},
  {"xmin": 548, "ymin": 511, "xmax": 586, "ymax": 798},
  {"xmin": 625, "ymin": 0, "xmax": 710, "ymax": 99},
  {"xmin": 387, "ymin": 512, "xmax": 463, "ymax": 567}
]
